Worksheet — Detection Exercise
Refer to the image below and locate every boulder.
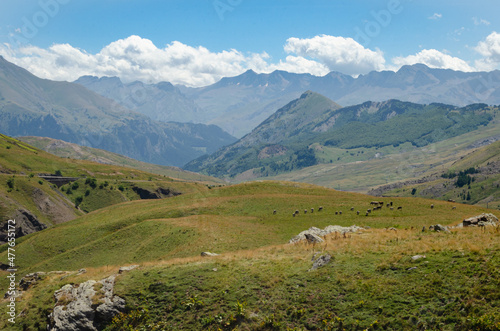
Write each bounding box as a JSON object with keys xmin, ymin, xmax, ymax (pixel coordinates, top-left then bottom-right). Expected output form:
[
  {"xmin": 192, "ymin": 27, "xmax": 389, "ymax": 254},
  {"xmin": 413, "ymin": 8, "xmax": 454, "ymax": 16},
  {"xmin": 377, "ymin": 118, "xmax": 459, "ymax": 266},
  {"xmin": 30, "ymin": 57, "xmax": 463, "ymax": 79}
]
[
  {"xmin": 304, "ymin": 233, "xmax": 324, "ymax": 244},
  {"xmin": 201, "ymin": 252, "xmax": 219, "ymax": 257},
  {"xmin": 289, "ymin": 225, "xmax": 364, "ymax": 243},
  {"xmin": 429, "ymin": 224, "xmax": 450, "ymax": 233},
  {"xmin": 411, "ymin": 255, "xmax": 426, "ymax": 261},
  {"xmin": 310, "ymin": 254, "xmax": 332, "ymax": 271},
  {"xmin": 19, "ymin": 272, "xmax": 46, "ymax": 291},
  {"xmin": 48, "ymin": 275, "xmax": 125, "ymax": 331},
  {"xmin": 463, "ymin": 213, "xmax": 499, "ymax": 227},
  {"xmin": 118, "ymin": 265, "xmax": 139, "ymax": 274}
]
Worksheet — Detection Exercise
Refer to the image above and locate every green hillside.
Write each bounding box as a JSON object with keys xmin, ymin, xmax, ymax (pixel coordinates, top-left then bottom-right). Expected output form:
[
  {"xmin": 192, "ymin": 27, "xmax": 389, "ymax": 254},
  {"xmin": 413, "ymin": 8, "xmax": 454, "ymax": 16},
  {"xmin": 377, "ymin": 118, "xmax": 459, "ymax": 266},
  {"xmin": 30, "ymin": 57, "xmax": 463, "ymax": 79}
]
[
  {"xmin": 185, "ymin": 92, "xmax": 497, "ymax": 183},
  {"xmin": 18, "ymin": 136, "xmax": 224, "ymax": 184},
  {"xmin": 0, "ymin": 134, "xmax": 211, "ymax": 242},
  {"xmin": 370, "ymin": 140, "xmax": 500, "ymax": 209},
  {"xmin": 0, "ymin": 180, "xmax": 498, "ymax": 330}
]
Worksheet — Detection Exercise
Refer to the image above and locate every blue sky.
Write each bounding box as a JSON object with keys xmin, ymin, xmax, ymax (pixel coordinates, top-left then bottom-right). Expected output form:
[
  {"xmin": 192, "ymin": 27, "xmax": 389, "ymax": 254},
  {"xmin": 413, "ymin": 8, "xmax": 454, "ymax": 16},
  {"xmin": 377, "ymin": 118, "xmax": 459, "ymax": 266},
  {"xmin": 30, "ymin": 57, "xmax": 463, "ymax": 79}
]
[{"xmin": 0, "ymin": 0, "xmax": 499, "ymax": 86}]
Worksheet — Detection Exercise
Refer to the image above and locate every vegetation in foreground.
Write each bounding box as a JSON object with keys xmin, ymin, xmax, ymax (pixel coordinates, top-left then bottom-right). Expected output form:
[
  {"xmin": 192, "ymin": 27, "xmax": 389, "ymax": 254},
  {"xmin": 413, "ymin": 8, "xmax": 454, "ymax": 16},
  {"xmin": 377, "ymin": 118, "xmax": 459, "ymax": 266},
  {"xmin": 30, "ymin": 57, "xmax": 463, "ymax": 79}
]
[{"xmin": 0, "ymin": 180, "xmax": 498, "ymax": 330}]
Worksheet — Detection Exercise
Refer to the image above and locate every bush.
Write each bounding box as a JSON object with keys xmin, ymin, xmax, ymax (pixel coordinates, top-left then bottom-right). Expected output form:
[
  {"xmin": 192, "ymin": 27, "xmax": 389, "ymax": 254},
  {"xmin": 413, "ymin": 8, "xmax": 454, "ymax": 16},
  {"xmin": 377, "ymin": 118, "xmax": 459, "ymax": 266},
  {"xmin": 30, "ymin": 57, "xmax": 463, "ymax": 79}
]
[
  {"xmin": 6, "ymin": 178, "xmax": 14, "ymax": 189},
  {"xmin": 85, "ymin": 177, "xmax": 97, "ymax": 189},
  {"xmin": 72, "ymin": 182, "xmax": 79, "ymax": 190},
  {"xmin": 54, "ymin": 170, "xmax": 62, "ymax": 176},
  {"xmin": 75, "ymin": 196, "xmax": 83, "ymax": 208}
]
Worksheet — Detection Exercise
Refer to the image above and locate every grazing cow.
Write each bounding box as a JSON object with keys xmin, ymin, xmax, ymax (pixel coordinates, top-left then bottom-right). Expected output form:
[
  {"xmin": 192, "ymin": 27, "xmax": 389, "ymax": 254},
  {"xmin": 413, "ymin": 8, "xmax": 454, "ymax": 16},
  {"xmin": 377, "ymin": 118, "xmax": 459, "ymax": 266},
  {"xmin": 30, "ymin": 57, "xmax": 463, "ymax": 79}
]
[
  {"xmin": 430, "ymin": 204, "xmax": 434, "ymax": 209},
  {"xmin": 335, "ymin": 211, "xmax": 338, "ymax": 215},
  {"xmin": 318, "ymin": 206, "xmax": 323, "ymax": 211},
  {"xmin": 293, "ymin": 213, "xmax": 295, "ymax": 217},
  {"xmin": 397, "ymin": 206, "xmax": 402, "ymax": 210},
  {"xmin": 390, "ymin": 201, "xmax": 393, "ymax": 206},
  {"xmin": 350, "ymin": 207, "xmax": 354, "ymax": 211},
  {"xmin": 304, "ymin": 209, "xmax": 307, "ymax": 214},
  {"xmin": 273, "ymin": 210, "xmax": 277, "ymax": 215},
  {"xmin": 311, "ymin": 208, "xmax": 314, "ymax": 213},
  {"xmin": 452, "ymin": 206, "xmax": 456, "ymax": 210},
  {"xmin": 367, "ymin": 209, "xmax": 371, "ymax": 213},
  {"xmin": 295, "ymin": 210, "xmax": 299, "ymax": 215},
  {"xmin": 357, "ymin": 211, "xmax": 360, "ymax": 215},
  {"xmin": 339, "ymin": 211, "xmax": 342, "ymax": 215},
  {"xmin": 390, "ymin": 207, "xmax": 394, "ymax": 211}
]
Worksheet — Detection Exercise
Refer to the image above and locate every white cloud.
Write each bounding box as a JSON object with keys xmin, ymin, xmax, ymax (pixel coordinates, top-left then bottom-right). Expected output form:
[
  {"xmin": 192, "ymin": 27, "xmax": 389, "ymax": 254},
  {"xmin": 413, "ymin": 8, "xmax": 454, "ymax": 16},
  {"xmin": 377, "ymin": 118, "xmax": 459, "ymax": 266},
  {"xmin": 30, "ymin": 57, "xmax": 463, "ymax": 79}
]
[
  {"xmin": 2, "ymin": 33, "xmax": 498, "ymax": 87},
  {"xmin": 283, "ymin": 35, "xmax": 386, "ymax": 76},
  {"xmin": 392, "ymin": 49, "xmax": 474, "ymax": 72},
  {"xmin": 0, "ymin": 35, "xmax": 269, "ymax": 87},
  {"xmin": 428, "ymin": 13, "xmax": 442, "ymax": 20},
  {"xmin": 0, "ymin": 34, "xmax": 388, "ymax": 86},
  {"xmin": 473, "ymin": 17, "xmax": 490, "ymax": 26},
  {"xmin": 474, "ymin": 31, "xmax": 500, "ymax": 71}
]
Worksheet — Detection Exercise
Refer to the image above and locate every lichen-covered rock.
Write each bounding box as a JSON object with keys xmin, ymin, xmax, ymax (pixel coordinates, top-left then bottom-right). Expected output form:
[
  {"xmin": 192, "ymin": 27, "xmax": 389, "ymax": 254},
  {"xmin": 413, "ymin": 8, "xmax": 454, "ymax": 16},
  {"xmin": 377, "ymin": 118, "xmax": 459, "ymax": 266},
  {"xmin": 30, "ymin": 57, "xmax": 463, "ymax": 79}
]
[
  {"xmin": 463, "ymin": 213, "xmax": 499, "ymax": 227},
  {"xmin": 118, "ymin": 265, "xmax": 139, "ymax": 274},
  {"xmin": 310, "ymin": 254, "xmax": 332, "ymax": 271},
  {"xmin": 48, "ymin": 275, "xmax": 125, "ymax": 331},
  {"xmin": 19, "ymin": 272, "xmax": 46, "ymax": 291},
  {"xmin": 289, "ymin": 225, "xmax": 364, "ymax": 243}
]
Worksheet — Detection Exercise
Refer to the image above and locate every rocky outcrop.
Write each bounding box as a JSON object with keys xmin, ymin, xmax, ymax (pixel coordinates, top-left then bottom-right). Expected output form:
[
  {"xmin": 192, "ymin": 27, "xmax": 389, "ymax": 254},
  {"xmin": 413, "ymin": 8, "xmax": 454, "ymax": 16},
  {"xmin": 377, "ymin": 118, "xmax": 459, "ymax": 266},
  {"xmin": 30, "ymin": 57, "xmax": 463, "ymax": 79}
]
[
  {"xmin": 310, "ymin": 254, "xmax": 332, "ymax": 271},
  {"xmin": 462, "ymin": 213, "xmax": 499, "ymax": 227},
  {"xmin": 0, "ymin": 209, "xmax": 47, "ymax": 243},
  {"xmin": 19, "ymin": 272, "xmax": 46, "ymax": 291},
  {"xmin": 48, "ymin": 275, "xmax": 125, "ymax": 331},
  {"xmin": 132, "ymin": 186, "xmax": 181, "ymax": 199},
  {"xmin": 289, "ymin": 225, "xmax": 364, "ymax": 244}
]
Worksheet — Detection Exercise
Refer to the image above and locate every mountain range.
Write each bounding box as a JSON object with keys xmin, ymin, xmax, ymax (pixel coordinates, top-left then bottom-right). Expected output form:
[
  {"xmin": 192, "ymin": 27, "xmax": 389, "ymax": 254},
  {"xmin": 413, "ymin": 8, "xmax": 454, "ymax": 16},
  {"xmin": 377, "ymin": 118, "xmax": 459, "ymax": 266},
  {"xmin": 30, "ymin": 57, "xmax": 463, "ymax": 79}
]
[
  {"xmin": 0, "ymin": 56, "xmax": 236, "ymax": 167},
  {"xmin": 185, "ymin": 91, "xmax": 497, "ymax": 181},
  {"xmin": 77, "ymin": 65, "xmax": 500, "ymax": 138}
]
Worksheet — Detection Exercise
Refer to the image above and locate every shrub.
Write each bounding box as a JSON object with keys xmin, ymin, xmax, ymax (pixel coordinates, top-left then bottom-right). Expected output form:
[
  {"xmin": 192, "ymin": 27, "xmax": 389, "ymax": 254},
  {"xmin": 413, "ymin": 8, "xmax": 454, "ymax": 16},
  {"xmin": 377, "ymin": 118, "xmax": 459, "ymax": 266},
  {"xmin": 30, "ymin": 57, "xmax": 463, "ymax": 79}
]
[
  {"xmin": 75, "ymin": 196, "xmax": 83, "ymax": 208},
  {"xmin": 6, "ymin": 178, "xmax": 14, "ymax": 189}
]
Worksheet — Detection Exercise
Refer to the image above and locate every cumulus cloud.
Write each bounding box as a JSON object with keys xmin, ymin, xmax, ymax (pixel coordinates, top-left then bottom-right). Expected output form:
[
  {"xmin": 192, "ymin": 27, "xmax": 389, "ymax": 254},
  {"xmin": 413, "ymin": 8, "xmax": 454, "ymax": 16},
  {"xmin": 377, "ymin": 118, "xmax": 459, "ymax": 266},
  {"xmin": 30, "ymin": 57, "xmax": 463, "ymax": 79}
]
[
  {"xmin": 474, "ymin": 31, "xmax": 500, "ymax": 71},
  {"xmin": 392, "ymin": 49, "xmax": 474, "ymax": 72},
  {"xmin": 0, "ymin": 35, "xmax": 268, "ymax": 86},
  {"xmin": 428, "ymin": 13, "xmax": 442, "ymax": 20},
  {"xmin": 0, "ymin": 34, "xmax": 388, "ymax": 86},
  {"xmin": 283, "ymin": 35, "xmax": 386, "ymax": 76},
  {"xmin": 2, "ymin": 33, "xmax": 498, "ymax": 87}
]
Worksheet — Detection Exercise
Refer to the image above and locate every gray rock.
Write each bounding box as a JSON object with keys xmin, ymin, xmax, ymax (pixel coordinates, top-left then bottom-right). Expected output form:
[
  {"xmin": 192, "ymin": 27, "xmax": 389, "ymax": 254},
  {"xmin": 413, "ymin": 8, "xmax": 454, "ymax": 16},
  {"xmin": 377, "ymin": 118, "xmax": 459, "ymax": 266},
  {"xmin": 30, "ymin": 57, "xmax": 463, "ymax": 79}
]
[
  {"xmin": 118, "ymin": 265, "xmax": 139, "ymax": 274},
  {"xmin": 411, "ymin": 255, "xmax": 426, "ymax": 261},
  {"xmin": 19, "ymin": 272, "xmax": 46, "ymax": 291},
  {"xmin": 48, "ymin": 275, "xmax": 125, "ymax": 331},
  {"xmin": 432, "ymin": 224, "xmax": 450, "ymax": 233},
  {"xmin": 304, "ymin": 233, "xmax": 324, "ymax": 244},
  {"xmin": 201, "ymin": 252, "xmax": 219, "ymax": 257},
  {"xmin": 463, "ymin": 213, "xmax": 499, "ymax": 227},
  {"xmin": 310, "ymin": 254, "xmax": 332, "ymax": 271},
  {"xmin": 289, "ymin": 225, "xmax": 364, "ymax": 243}
]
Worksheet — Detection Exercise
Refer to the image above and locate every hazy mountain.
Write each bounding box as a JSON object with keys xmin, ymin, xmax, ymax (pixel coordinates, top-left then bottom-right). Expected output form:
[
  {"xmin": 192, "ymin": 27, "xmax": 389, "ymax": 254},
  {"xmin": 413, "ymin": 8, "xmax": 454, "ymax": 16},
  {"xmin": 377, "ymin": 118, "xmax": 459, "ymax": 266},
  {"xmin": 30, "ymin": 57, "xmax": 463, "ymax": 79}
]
[
  {"xmin": 185, "ymin": 91, "xmax": 496, "ymax": 179},
  {"xmin": 74, "ymin": 75, "xmax": 205, "ymax": 123},
  {"xmin": 0, "ymin": 56, "xmax": 236, "ymax": 167},
  {"xmin": 80, "ymin": 65, "xmax": 500, "ymax": 138}
]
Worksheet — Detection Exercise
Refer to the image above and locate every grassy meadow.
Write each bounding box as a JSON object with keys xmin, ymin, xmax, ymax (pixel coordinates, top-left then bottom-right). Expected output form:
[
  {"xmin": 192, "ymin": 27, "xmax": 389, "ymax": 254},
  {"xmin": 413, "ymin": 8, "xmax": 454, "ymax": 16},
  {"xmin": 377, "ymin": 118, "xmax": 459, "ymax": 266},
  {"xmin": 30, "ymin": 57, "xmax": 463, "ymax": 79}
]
[{"xmin": 1, "ymin": 180, "xmax": 499, "ymax": 330}]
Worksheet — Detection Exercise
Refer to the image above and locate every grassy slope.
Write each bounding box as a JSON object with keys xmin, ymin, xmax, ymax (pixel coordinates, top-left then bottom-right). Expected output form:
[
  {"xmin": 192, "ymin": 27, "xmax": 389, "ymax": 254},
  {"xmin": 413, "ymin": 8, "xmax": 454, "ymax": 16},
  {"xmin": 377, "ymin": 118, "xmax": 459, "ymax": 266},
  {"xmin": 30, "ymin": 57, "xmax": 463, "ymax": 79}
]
[
  {"xmin": 374, "ymin": 140, "xmax": 500, "ymax": 209},
  {"xmin": 18, "ymin": 136, "xmax": 224, "ymax": 184},
  {"xmin": 0, "ymin": 134, "xmax": 211, "ymax": 224},
  {"xmin": 260, "ymin": 110, "xmax": 500, "ymax": 193},
  {"xmin": 1, "ymin": 180, "xmax": 498, "ymax": 330}
]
